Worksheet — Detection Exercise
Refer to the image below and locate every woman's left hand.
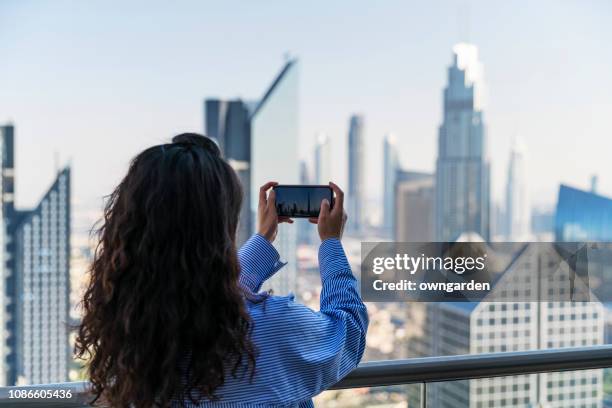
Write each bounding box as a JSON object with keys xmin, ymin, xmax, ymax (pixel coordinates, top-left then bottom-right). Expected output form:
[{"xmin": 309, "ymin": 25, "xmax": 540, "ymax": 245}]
[{"xmin": 257, "ymin": 182, "xmax": 293, "ymax": 243}]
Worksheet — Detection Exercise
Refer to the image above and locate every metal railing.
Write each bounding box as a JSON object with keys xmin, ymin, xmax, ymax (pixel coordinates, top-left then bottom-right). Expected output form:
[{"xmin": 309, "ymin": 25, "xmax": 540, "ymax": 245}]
[{"xmin": 2, "ymin": 345, "xmax": 612, "ymax": 407}]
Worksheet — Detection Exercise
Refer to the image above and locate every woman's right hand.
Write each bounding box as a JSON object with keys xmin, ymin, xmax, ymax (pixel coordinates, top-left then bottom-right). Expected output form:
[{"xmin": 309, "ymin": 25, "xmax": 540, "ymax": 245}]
[{"xmin": 309, "ymin": 182, "xmax": 347, "ymax": 241}]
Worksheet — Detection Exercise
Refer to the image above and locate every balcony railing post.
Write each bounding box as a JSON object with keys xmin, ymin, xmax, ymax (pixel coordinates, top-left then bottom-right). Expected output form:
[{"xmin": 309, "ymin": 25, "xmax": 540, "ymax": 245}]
[{"xmin": 420, "ymin": 382, "xmax": 427, "ymax": 408}]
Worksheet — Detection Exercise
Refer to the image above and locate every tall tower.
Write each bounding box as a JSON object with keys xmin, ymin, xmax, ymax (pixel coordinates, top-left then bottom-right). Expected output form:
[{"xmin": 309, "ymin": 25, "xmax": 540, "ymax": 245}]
[
  {"xmin": 347, "ymin": 115, "xmax": 364, "ymax": 233},
  {"xmin": 0, "ymin": 125, "xmax": 16, "ymax": 385},
  {"xmin": 314, "ymin": 132, "xmax": 331, "ymax": 185},
  {"xmin": 250, "ymin": 59, "xmax": 299, "ymax": 296},
  {"xmin": 505, "ymin": 139, "xmax": 530, "ymax": 240},
  {"xmin": 382, "ymin": 133, "xmax": 398, "ymax": 237},
  {"xmin": 435, "ymin": 43, "xmax": 490, "ymax": 241}
]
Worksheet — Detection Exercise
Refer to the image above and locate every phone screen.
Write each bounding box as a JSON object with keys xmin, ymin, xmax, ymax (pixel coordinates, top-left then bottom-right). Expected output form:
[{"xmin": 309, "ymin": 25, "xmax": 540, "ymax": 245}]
[{"xmin": 273, "ymin": 185, "xmax": 333, "ymax": 218}]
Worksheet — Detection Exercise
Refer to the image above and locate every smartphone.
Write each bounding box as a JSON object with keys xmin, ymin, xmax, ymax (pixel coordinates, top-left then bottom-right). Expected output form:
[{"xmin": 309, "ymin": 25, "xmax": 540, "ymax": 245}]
[{"xmin": 273, "ymin": 185, "xmax": 333, "ymax": 218}]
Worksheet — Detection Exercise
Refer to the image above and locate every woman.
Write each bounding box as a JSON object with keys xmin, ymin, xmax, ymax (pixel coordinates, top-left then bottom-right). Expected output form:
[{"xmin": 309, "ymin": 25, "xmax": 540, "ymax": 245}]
[{"xmin": 76, "ymin": 134, "xmax": 368, "ymax": 407}]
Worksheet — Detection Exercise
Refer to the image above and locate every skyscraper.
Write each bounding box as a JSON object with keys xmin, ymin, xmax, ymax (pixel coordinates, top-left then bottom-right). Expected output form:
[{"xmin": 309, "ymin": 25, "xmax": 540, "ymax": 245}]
[
  {"xmin": 555, "ymin": 184, "xmax": 612, "ymax": 242},
  {"xmin": 314, "ymin": 132, "xmax": 331, "ymax": 185},
  {"xmin": 505, "ymin": 140, "xmax": 530, "ymax": 241},
  {"xmin": 204, "ymin": 59, "xmax": 299, "ymax": 295},
  {"xmin": 14, "ymin": 168, "xmax": 71, "ymax": 385},
  {"xmin": 435, "ymin": 43, "xmax": 490, "ymax": 242},
  {"xmin": 298, "ymin": 160, "xmax": 311, "ymax": 245},
  {"xmin": 250, "ymin": 60, "xmax": 299, "ymax": 296},
  {"xmin": 0, "ymin": 125, "xmax": 16, "ymax": 385},
  {"xmin": 382, "ymin": 134, "xmax": 399, "ymax": 237},
  {"xmin": 0, "ymin": 125, "xmax": 71, "ymax": 385},
  {"xmin": 347, "ymin": 115, "xmax": 364, "ymax": 233}
]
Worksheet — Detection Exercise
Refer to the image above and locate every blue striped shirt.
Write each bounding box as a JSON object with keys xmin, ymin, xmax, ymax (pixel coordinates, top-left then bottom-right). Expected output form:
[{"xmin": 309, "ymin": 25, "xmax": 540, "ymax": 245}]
[{"xmin": 175, "ymin": 234, "xmax": 368, "ymax": 407}]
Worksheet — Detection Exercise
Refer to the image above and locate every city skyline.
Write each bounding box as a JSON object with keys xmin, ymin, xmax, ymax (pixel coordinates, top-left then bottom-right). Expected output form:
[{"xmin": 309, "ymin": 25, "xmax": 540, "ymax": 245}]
[{"xmin": 1, "ymin": 1, "xmax": 611, "ymax": 228}]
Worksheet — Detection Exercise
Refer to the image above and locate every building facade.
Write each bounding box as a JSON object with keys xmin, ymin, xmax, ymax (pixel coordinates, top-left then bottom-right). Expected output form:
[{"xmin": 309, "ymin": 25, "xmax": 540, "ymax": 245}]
[
  {"xmin": 14, "ymin": 168, "xmax": 71, "ymax": 385},
  {"xmin": 0, "ymin": 125, "xmax": 16, "ymax": 385},
  {"xmin": 382, "ymin": 134, "xmax": 398, "ymax": 238},
  {"xmin": 435, "ymin": 43, "xmax": 490, "ymax": 242},
  {"xmin": 347, "ymin": 115, "xmax": 364, "ymax": 233},
  {"xmin": 505, "ymin": 140, "xmax": 530, "ymax": 241},
  {"xmin": 314, "ymin": 132, "xmax": 331, "ymax": 185},
  {"xmin": 409, "ymin": 243, "xmax": 604, "ymax": 407}
]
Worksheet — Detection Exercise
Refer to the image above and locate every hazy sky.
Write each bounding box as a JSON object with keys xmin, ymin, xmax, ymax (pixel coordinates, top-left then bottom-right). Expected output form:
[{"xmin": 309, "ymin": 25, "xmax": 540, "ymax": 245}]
[{"xmin": 1, "ymin": 0, "xmax": 611, "ymax": 232}]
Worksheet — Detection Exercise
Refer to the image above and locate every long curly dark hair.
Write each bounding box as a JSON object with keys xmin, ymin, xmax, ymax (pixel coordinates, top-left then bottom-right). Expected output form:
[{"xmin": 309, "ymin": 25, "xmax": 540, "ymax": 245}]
[{"xmin": 75, "ymin": 134, "xmax": 256, "ymax": 407}]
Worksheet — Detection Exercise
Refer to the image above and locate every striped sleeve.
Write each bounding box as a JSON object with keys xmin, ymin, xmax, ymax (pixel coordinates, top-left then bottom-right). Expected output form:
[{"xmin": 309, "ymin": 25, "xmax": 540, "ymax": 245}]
[
  {"xmin": 317, "ymin": 238, "xmax": 369, "ymax": 378},
  {"xmin": 238, "ymin": 233, "xmax": 285, "ymax": 293},
  {"xmin": 260, "ymin": 238, "xmax": 368, "ymax": 402}
]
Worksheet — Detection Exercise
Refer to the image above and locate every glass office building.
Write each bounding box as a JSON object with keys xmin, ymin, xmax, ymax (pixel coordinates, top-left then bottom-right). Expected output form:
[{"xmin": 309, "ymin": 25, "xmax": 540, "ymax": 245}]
[
  {"xmin": 14, "ymin": 168, "xmax": 71, "ymax": 385},
  {"xmin": 205, "ymin": 59, "xmax": 300, "ymax": 295},
  {"xmin": 251, "ymin": 60, "xmax": 299, "ymax": 296},
  {"xmin": 555, "ymin": 184, "xmax": 612, "ymax": 242}
]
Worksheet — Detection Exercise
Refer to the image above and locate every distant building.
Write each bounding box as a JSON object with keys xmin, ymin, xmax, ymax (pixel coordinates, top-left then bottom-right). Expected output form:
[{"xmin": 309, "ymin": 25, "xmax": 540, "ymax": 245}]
[
  {"xmin": 0, "ymin": 124, "xmax": 16, "ymax": 385},
  {"xmin": 435, "ymin": 43, "xmax": 490, "ymax": 242},
  {"xmin": 347, "ymin": 115, "xmax": 364, "ymax": 233},
  {"xmin": 394, "ymin": 172, "xmax": 434, "ymax": 242},
  {"xmin": 490, "ymin": 201, "xmax": 506, "ymax": 241},
  {"xmin": 382, "ymin": 134, "xmax": 399, "ymax": 237},
  {"xmin": 313, "ymin": 132, "xmax": 331, "ymax": 185},
  {"xmin": 410, "ymin": 243, "xmax": 604, "ymax": 407},
  {"xmin": 205, "ymin": 59, "xmax": 299, "ymax": 295},
  {"xmin": 298, "ymin": 160, "xmax": 311, "ymax": 245},
  {"xmin": 505, "ymin": 140, "xmax": 530, "ymax": 240},
  {"xmin": 555, "ymin": 184, "xmax": 612, "ymax": 242},
  {"xmin": 531, "ymin": 208, "xmax": 555, "ymax": 240}
]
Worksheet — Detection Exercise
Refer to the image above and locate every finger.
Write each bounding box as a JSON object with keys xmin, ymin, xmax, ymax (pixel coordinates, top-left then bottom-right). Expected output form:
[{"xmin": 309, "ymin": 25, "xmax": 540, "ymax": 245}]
[
  {"xmin": 329, "ymin": 182, "xmax": 344, "ymax": 215},
  {"xmin": 308, "ymin": 217, "xmax": 318, "ymax": 224},
  {"xmin": 319, "ymin": 199, "xmax": 331, "ymax": 222},
  {"xmin": 267, "ymin": 189, "xmax": 277, "ymax": 211},
  {"xmin": 279, "ymin": 216, "xmax": 294, "ymax": 224},
  {"xmin": 259, "ymin": 181, "xmax": 278, "ymax": 207}
]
